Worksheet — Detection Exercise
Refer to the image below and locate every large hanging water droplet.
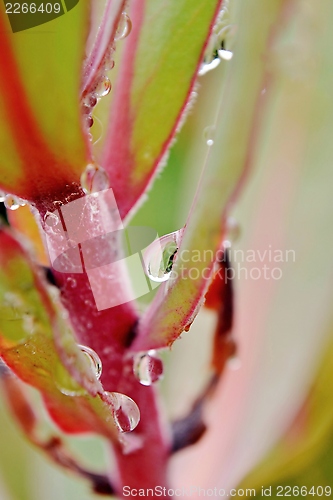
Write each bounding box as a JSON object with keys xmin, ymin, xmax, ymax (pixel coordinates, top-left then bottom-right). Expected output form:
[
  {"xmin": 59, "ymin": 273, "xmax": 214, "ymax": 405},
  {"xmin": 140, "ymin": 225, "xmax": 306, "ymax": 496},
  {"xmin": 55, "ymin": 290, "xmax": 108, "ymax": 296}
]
[
  {"xmin": 146, "ymin": 230, "xmax": 182, "ymax": 283},
  {"xmin": 133, "ymin": 350, "xmax": 164, "ymax": 386},
  {"xmin": 204, "ymin": 126, "xmax": 215, "ymax": 146},
  {"xmin": 4, "ymin": 194, "xmax": 20, "ymax": 211},
  {"xmin": 95, "ymin": 76, "xmax": 111, "ymax": 98},
  {"xmin": 78, "ymin": 345, "xmax": 102, "ymax": 380},
  {"xmin": 106, "ymin": 392, "xmax": 140, "ymax": 432},
  {"xmin": 80, "ymin": 163, "xmax": 110, "ymax": 194},
  {"xmin": 44, "ymin": 211, "xmax": 59, "ymax": 227},
  {"xmin": 115, "ymin": 13, "xmax": 132, "ymax": 41}
]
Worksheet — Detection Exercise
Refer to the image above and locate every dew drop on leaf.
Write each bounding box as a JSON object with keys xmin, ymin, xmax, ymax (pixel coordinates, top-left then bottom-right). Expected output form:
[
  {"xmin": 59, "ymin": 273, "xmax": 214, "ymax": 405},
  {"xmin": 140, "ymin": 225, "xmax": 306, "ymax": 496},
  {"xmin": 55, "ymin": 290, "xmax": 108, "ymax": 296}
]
[
  {"xmin": 204, "ymin": 126, "xmax": 215, "ymax": 146},
  {"xmin": 55, "ymin": 345, "xmax": 102, "ymax": 396},
  {"xmin": 44, "ymin": 211, "xmax": 59, "ymax": 227},
  {"xmin": 115, "ymin": 12, "xmax": 132, "ymax": 41},
  {"xmin": 133, "ymin": 350, "xmax": 164, "ymax": 386},
  {"xmin": 105, "ymin": 392, "xmax": 140, "ymax": 432},
  {"xmin": 95, "ymin": 76, "xmax": 111, "ymax": 98},
  {"xmin": 86, "ymin": 115, "xmax": 94, "ymax": 128},
  {"xmin": 104, "ymin": 58, "xmax": 115, "ymax": 72},
  {"xmin": 83, "ymin": 93, "xmax": 98, "ymax": 109},
  {"xmin": 218, "ymin": 49, "xmax": 233, "ymax": 60},
  {"xmin": 55, "ymin": 362, "xmax": 87, "ymax": 397},
  {"xmin": 78, "ymin": 344, "xmax": 102, "ymax": 380},
  {"xmin": 4, "ymin": 194, "xmax": 20, "ymax": 211},
  {"xmin": 80, "ymin": 163, "xmax": 110, "ymax": 194},
  {"xmin": 145, "ymin": 230, "xmax": 182, "ymax": 283},
  {"xmin": 82, "ymin": 104, "xmax": 92, "ymax": 115},
  {"xmin": 198, "ymin": 58, "xmax": 221, "ymax": 76}
]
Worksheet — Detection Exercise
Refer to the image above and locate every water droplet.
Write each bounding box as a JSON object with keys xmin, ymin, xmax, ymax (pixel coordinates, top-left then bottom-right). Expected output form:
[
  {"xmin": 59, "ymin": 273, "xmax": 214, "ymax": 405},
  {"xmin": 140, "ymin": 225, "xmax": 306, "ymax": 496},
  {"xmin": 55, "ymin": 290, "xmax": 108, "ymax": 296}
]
[
  {"xmin": 4, "ymin": 194, "xmax": 20, "ymax": 211},
  {"xmin": 86, "ymin": 115, "xmax": 94, "ymax": 128},
  {"xmin": 115, "ymin": 13, "xmax": 132, "ymax": 41},
  {"xmin": 204, "ymin": 126, "xmax": 215, "ymax": 146},
  {"xmin": 218, "ymin": 49, "xmax": 233, "ymax": 61},
  {"xmin": 133, "ymin": 350, "xmax": 164, "ymax": 386},
  {"xmin": 95, "ymin": 76, "xmax": 111, "ymax": 98},
  {"xmin": 82, "ymin": 104, "xmax": 92, "ymax": 115},
  {"xmin": 80, "ymin": 163, "xmax": 110, "ymax": 194},
  {"xmin": 78, "ymin": 345, "xmax": 102, "ymax": 380},
  {"xmin": 146, "ymin": 230, "xmax": 182, "ymax": 283},
  {"xmin": 83, "ymin": 93, "xmax": 98, "ymax": 108},
  {"xmin": 105, "ymin": 58, "xmax": 115, "ymax": 72},
  {"xmin": 44, "ymin": 211, "xmax": 59, "ymax": 227},
  {"xmin": 106, "ymin": 392, "xmax": 140, "ymax": 432},
  {"xmin": 198, "ymin": 58, "xmax": 221, "ymax": 76},
  {"xmin": 55, "ymin": 362, "xmax": 86, "ymax": 397},
  {"xmin": 0, "ymin": 191, "xmax": 5, "ymax": 203}
]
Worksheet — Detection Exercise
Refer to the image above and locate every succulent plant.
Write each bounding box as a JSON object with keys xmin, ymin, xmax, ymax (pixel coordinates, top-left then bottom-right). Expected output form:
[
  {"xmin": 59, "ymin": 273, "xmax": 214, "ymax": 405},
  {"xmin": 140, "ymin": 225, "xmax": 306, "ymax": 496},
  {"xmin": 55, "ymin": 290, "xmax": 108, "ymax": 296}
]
[{"xmin": 0, "ymin": 0, "xmax": 333, "ymax": 498}]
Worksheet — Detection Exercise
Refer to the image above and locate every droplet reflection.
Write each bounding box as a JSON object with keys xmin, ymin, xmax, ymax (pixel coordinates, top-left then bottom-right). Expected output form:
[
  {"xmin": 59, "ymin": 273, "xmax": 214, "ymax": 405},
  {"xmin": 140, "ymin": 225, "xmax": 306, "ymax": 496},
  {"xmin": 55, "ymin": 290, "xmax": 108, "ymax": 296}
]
[
  {"xmin": 80, "ymin": 163, "xmax": 110, "ymax": 194},
  {"xmin": 106, "ymin": 392, "xmax": 140, "ymax": 432},
  {"xmin": 115, "ymin": 13, "xmax": 132, "ymax": 41},
  {"xmin": 133, "ymin": 350, "xmax": 164, "ymax": 386},
  {"xmin": 78, "ymin": 344, "xmax": 102, "ymax": 380},
  {"xmin": 146, "ymin": 230, "xmax": 182, "ymax": 283}
]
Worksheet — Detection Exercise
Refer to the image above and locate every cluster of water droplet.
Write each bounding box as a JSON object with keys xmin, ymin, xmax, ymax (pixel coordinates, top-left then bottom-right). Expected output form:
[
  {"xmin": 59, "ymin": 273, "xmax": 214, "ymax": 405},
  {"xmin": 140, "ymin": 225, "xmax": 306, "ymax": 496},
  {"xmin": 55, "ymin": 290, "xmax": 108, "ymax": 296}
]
[
  {"xmin": 81, "ymin": 12, "xmax": 132, "ymax": 136},
  {"xmin": 199, "ymin": 1, "xmax": 236, "ymax": 76},
  {"xmin": 0, "ymin": 191, "xmax": 27, "ymax": 211},
  {"xmin": 55, "ymin": 344, "xmax": 141, "ymax": 433}
]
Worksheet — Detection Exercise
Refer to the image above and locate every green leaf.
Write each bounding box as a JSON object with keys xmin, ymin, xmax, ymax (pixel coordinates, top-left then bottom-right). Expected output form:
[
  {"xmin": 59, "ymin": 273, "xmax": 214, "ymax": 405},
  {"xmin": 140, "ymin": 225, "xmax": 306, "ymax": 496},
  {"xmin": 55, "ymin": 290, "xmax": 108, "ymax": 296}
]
[
  {"xmin": 0, "ymin": 228, "xmax": 118, "ymax": 439},
  {"xmin": 101, "ymin": 0, "xmax": 223, "ymax": 217},
  {"xmin": 239, "ymin": 337, "xmax": 333, "ymax": 494},
  {"xmin": 0, "ymin": 2, "xmax": 90, "ymax": 202},
  {"xmin": 134, "ymin": 0, "xmax": 285, "ymax": 350},
  {"xmin": 172, "ymin": 0, "xmax": 333, "ymax": 489}
]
